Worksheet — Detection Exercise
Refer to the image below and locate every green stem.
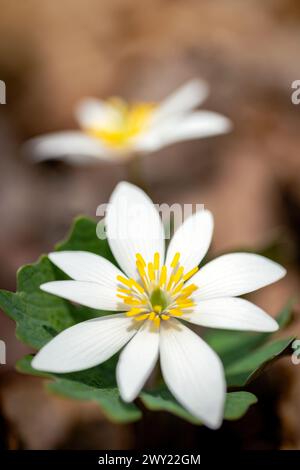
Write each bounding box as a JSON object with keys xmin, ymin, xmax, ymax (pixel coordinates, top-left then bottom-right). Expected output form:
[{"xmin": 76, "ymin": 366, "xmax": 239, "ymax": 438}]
[{"xmin": 126, "ymin": 153, "xmax": 150, "ymax": 194}]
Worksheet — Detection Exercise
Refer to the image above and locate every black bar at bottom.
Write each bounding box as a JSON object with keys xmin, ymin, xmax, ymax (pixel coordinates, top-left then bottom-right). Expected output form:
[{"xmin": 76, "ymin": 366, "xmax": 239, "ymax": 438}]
[{"xmin": 0, "ymin": 450, "xmax": 299, "ymax": 468}]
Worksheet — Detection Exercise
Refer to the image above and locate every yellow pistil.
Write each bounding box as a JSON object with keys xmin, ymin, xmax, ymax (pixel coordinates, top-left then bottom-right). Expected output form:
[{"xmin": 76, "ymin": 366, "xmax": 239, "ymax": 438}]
[
  {"xmin": 117, "ymin": 251, "xmax": 199, "ymax": 328},
  {"xmin": 153, "ymin": 305, "xmax": 162, "ymax": 314},
  {"xmin": 85, "ymin": 99, "xmax": 155, "ymax": 149}
]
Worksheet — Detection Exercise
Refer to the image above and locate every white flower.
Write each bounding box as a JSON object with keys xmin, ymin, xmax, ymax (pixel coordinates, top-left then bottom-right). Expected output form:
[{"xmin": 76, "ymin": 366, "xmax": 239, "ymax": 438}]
[
  {"xmin": 25, "ymin": 79, "xmax": 231, "ymax": 163},
  {"xmin": 32, "ymin": 182, "xmax": 285, "ymax": 429}
]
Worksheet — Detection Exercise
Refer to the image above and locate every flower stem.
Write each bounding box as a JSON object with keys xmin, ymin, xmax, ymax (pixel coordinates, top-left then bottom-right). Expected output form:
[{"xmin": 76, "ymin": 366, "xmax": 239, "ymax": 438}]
[{"xmin": 126, "ymin": 153, "xmax": 150, "ymax": 194}]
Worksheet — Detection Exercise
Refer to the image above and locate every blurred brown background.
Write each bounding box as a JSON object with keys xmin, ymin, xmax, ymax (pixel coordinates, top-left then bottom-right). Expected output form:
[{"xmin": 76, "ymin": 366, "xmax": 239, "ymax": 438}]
[{"xmin": 0, "ymin": 0, "xmax": 300, "ymax": 450}]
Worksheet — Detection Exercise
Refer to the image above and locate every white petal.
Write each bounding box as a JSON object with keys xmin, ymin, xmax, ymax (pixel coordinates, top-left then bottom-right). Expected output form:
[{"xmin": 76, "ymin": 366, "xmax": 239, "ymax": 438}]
[
  {"xmin": 117, "ymin": 321, "xmax": 159, "ymax": 401},
  {"xmin": 188, "ymin": 253, "xmax": 287, "ymax": 300},
  {"xmin": 133, "ymin": 130, "xmax": 166, "ymax": 153},
  {"xmin": 184, "ymin": 297, "xmax": 279, "ymax": 332},
  {"xmin": 105, "ymin": 182, "xmax": 165, "ymax": 279},
  {"xmin": 161, "ymin": 111, "xmax": 231, "ymax": 145},
  {"xmin": 152, "ymin": 79, "xmax": 209, "ymax": 124},
  {"xmin": 40, "ymin": 280, "xmax": 125, "ymax": 311},
  {"xmin": 75, "ymin": 98, "xmax": 108, "ymax": 128},
  {"xmin": 32, "ymin": 314, "xmax": 137, "ymax": 373},
  {"xmin": 160, "ymin": 319, "xmax": 225, "ymax": 429},
  {"xmin": 24, "ymin": 131, "xmax": 110, "ymax": 163},
  {"xmin": 166, "ymin": 210, "xmax": 213, "ymax": 273},
  {"xmin": 48, "ymin": 250, "xmax": 124, "ymax": 286},
  {"xmin": 136, "ymin": 111, "xmax": 231, "ymax": 152}
]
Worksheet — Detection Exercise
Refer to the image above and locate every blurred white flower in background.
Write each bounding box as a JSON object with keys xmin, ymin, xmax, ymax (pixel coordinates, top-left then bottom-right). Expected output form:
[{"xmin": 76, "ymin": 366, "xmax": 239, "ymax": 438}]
[{"xmin": 25, "ymin": 79, "xmax": 232, "ymax": 164}]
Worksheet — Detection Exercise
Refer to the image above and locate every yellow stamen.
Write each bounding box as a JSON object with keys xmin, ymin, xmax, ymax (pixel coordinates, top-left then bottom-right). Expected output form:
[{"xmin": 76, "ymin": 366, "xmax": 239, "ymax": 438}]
[
  {"xmin": 176, "ymin": 294, "xmax": 193, "ymax": 302},
  {"xmin": 171, "ymin": 252, "xmax": 180, "ymax": 268},
  {"xmin": 161, "ymin": 314, "xmax": 170, "ymax": 321},
  {"xmin": 171, "ymin": 281, "xmax": 184, "ymax": 295},
  {"xmin": 149, "ymin": 311, "xmax": 156, "ymax": 320},
  {"xmin": 130, "ymin": 279, "xmax": 145, "ymax": 294},
  {"xmin": 167, "ymin": 274, "xmax": 175, "ymax": 291},
  {"xmin": 126, "ymin": 308, "xmax": 146, "ymax": 317},
  {"xmin": 117, "ymin": 294, "xmax": 130, "ymax": 301},
  {"xmin": 159, "ymin": 265, "xmax": 167, "ymax": 287},
  {"xmin": 182, "ymin": 266, "xmax": 199, "ymax": 282},
  {"xmin": 136, "ymin": 261, "xmax": 146, "ymax": 275},
  {"xmin": 167, "ymin": 308, "xmax": 183, "ymax": 317},
  {"xmin": 120, "ymin": 296, "xmax": 145, "ymax": 306},
  {"xmin": 175, "ymin": 300, "xmax": 195, "ymax": 309},
  {"xmin": 136, "ymin": 261, "xmax": 146, "ymax": 277},
  {"xmin": 176, "ymin": 284, "xmax": 198, "ymax": 300},
  {"xmin": 136, "ymin": 261, "xmax": 148, "ymax": 288},
  {"xmin": 154, "ymin": 252, "xmax": 160, "ymax": 271},
  {"xmin": 117, "ymin": 287, "xmax": 132, "ymax": 295},
  {"xmin": 153, "ymin": 316, "xmax": 161, "ymax": 328},
  {"xmin": 148, "ymin": 262, "xmax": 155, "ymax": 282},
  {"xmin": 172, "ymin": 266, "xmax": 184, "ymax": 285},
  {"xmin": 134, "ymin": 313, "xmax": 150, "ymax": 321},
  {"xmin": 181, "ymin": 283, "xmax": 198, "ymax": 295},
  {"xmin": 117, "ymin": 275, "xmax": 132, "ymax": 288},
  {"xmin": 136, "ymin": 253, "xmax": 146, "ymax": 267}
]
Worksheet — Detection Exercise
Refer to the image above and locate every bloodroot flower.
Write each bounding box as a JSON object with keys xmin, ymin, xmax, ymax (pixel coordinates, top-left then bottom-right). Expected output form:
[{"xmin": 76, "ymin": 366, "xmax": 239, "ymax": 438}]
[
  {"xmin": 32, "ymin": 183, "xmax": 286, "ymax": 428},
  {"xmin": 25, "ymin": 79, "xmax": 231, "ymax": 163}
]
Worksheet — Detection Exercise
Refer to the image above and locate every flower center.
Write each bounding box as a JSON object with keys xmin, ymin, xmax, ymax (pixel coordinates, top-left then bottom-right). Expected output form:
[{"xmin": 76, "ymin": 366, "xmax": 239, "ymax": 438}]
[
  {"xmin": 85, "ymin": 98, "xmax": 155, "ymax": 149},
  {"xmin": 150, "ymin": 288, "xmax": 168, "ymax": 312},
  {"xmin": 116, "ymin": 252, "xmax": 199, "ymax": 328}
]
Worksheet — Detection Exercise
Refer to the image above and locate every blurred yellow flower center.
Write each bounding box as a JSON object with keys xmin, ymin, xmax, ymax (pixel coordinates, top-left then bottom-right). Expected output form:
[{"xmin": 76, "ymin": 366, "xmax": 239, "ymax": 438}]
[
  {"xmin": 86, "ymin": 98, "xmax": 155, "ymax": 149},
  {"xmin": 116, "ymin": 252, "xmax": 199, "ymax": 328}
]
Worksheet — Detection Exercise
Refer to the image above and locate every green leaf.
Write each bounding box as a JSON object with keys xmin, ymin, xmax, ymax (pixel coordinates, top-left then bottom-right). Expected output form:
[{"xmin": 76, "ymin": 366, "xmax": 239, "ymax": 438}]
[
  {"xmin": 223, "ymin": 391, "xmax": 258, "ymax": 420},
  {"xmin": 140, "ymin": 388, "xmax": 257, "ymax": 424},
  {"xmin": 17, "ymin": 355, "xmax": 141, "ymax": 423},
  {"xmin": 225, "ymin": 336, "xmax": 295, "ymax": 387},
  {"xmin": 55, "ymin": 217, "xmax": 115, "ymax": 262}
]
